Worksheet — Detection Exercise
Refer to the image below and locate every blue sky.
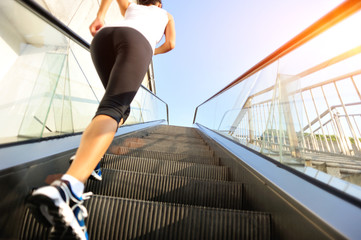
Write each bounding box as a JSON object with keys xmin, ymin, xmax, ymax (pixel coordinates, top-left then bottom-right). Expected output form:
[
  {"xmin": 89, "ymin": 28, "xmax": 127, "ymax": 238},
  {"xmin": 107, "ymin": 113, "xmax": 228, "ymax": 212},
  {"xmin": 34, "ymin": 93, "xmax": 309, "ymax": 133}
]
[{"xmin": 152, "ymin": 0, "xmax": 343, "ymax": 127}]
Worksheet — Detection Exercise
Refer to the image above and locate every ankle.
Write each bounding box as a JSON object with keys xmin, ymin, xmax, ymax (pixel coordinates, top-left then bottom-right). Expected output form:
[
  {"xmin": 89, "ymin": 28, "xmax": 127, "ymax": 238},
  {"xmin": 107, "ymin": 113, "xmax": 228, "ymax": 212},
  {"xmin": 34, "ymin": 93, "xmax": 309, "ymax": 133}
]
[{"xmin": 61, "ymin": 174, "xmax": 84, "ymax": 198}]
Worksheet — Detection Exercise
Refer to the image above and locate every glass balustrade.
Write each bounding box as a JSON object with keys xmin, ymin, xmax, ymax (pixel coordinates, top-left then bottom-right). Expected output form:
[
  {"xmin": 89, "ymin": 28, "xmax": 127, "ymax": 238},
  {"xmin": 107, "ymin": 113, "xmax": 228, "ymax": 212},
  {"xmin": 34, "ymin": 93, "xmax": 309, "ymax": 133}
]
[
  {"xmin": 0, "ymin": 0, "xmax": 168, "ymax": 145},
  {"xmin": 194, "ymin": 2, "xmax": 361, "ymax": 199}
]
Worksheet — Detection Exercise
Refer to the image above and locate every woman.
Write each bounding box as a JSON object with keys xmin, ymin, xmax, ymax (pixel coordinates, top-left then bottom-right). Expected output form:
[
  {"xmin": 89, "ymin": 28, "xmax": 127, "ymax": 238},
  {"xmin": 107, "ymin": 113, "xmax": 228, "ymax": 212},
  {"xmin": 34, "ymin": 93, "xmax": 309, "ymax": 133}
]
[{"xmin": 27, "ymin": 0, "xmax": 175, "ymax": 239}]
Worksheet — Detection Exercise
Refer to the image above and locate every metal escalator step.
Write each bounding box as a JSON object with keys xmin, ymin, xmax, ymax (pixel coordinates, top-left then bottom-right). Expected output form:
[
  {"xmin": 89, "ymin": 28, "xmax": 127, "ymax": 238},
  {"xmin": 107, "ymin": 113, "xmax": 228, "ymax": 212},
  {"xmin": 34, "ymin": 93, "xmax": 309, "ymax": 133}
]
[
  {"xmin": 102, "ymin": 155, "xmax": 228, "ymax": 181},
  {"xmin": 111, "ymin": 142, "xmax": 213, "ymax": 157},
  {"xmin": 85, "ymin": 196, "xmax": 271, "ymax": 240},
  {"xmin": 150, "ymin": 125, "xmax": 202, "ymax": 138},
  {"xmin": 20, "ymin": 209, "xmax": 50, "ymax": 240},
  {"xmin": 20, "ymin": 196, "xmax": 271, "ymax": 240},
  {"xmin": 85, "ymin": 169, "xmax": 243, "ymax": 210},
  {"xmin": 105, "ymin": 149, "xmax": 219, "ymax": 165},
  {"xmin": 143, "ymin": 133, "xmax": 206, "ymax": 144},
  {"xmin": 123, "ymin": 137, "xmax": 208, "ymax": 148}
]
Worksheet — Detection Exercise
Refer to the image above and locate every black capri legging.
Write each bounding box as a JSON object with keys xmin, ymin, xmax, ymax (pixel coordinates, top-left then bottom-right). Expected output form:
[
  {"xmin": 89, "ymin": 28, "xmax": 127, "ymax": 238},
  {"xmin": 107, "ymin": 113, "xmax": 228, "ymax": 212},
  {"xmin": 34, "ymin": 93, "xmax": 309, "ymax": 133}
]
[{"xmin": 90, "ymin": 27, "xmax": 153, "ymax": 126}]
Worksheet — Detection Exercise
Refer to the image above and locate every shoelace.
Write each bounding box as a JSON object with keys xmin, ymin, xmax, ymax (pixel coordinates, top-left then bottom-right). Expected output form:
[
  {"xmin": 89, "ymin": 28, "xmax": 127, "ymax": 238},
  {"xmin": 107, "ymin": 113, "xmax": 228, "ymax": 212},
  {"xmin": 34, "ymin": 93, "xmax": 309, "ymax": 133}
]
[
  {"xmin": 71, "ymin": 192, "xmax": 93, "ymax": 219},
  {"xmin": 82, "ymin": 192, "xmax": 93, "ymax": 200}
]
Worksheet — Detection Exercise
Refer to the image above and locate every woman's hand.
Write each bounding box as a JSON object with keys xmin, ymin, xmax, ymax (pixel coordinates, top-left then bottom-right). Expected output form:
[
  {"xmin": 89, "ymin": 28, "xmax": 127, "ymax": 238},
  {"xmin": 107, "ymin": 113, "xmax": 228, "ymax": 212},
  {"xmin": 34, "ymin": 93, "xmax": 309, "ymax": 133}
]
[{"xmin": 89, "ymin": 17, "xmax": 104, "ymax": 36}]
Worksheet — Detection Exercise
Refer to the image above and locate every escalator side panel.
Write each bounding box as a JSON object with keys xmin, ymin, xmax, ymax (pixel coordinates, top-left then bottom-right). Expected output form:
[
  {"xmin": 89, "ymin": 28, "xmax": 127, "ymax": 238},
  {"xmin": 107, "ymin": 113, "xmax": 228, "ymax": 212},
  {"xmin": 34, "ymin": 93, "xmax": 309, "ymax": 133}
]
[
  {"xmin": 0, "ymin": 151, "xmax": 74, "ymax": 239},
  {"xmin": 198, "ymin": 129, "xmax": 348, "ymax": 240}
]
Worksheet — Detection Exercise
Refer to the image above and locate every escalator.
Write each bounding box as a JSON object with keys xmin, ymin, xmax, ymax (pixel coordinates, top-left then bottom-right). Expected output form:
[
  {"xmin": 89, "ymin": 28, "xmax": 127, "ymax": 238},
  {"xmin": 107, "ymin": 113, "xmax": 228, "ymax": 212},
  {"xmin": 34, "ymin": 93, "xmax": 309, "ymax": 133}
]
[
  {"xmin": 19, "ymin": 125, "xmax": 271, "ymax": 239},
  {"xmin": 2, "ymin": 122, "xmax": 361, "ymax": 239},
  {"xmin": 2, "ymin": 0, "xmax": 361, "ymax": 239}
]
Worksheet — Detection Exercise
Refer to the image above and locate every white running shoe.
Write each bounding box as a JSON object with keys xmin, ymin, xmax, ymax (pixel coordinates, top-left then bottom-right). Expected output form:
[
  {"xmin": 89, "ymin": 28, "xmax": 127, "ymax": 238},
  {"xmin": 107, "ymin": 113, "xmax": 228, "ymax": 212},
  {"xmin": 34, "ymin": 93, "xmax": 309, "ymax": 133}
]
[{"xmin": 27, "ymin": 180, "xmax": 92, "ymax": 240}]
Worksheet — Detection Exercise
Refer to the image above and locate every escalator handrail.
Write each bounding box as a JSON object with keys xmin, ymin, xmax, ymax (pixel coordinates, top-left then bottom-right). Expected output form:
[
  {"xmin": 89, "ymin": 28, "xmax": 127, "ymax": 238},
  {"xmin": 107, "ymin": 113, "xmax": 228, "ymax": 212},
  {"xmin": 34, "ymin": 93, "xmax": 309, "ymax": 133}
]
[
  {"xmin": 18, "ymin": 0, "xmax": 90, "ymax": 49},
  {"xmin": 193, "ymin": 0, "xmax": 361, "ymax": 123}
]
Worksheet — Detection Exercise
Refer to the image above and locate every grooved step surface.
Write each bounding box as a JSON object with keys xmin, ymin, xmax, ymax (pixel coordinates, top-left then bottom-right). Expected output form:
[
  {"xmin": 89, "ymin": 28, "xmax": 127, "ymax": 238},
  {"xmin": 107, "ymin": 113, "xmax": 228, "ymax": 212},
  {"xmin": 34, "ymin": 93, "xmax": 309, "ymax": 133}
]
[
  {"xmin": 104, "ymin": 150, "xmax": 219, "ymax": 165},
  {"xmin": 110, "ymin": 142, "xmax": 213, "ymax": 157},
  {"xmin": 143, "ymin": 133, "xmax": 206, "ymax": 144},
  {"xmin": 19, "ymin": 125, "xmax": 273, "ymax": 240},
  {"xmin": 122, "ymin": 138, "xmax": 209, "ymax": 150},
  {"xmin": 150, "ymin": 126, "xmax": 201, "ymax": 138},
  {"xmin": 20, "ymin": 209, "xmax": 50, "ymax": 240},
  {"xmin": 85, "ymin": 169, "xmax": 243, "ymax": 209},
  {"xmin": 21, "ymin": 196, "xmax": 271, "ymax": 240},
  {"xmin": 101, "ymin": 155, "xmax": 228, "ymax": 181}
]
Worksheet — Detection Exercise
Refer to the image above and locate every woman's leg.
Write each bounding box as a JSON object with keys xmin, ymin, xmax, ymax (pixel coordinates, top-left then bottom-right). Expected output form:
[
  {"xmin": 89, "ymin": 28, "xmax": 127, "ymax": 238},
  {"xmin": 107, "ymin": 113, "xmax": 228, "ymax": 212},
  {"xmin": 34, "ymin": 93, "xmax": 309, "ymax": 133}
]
[
  {"xmin": 66, "ymin": 115, "xmax": 119, "ymax": 183},
  {"xmin": 27, "ymin": 27, "xmax": 152, "ymax": 240},
  {"xmin": 67, "ymin": 27, "xmax": 153, "ymax": 183}
]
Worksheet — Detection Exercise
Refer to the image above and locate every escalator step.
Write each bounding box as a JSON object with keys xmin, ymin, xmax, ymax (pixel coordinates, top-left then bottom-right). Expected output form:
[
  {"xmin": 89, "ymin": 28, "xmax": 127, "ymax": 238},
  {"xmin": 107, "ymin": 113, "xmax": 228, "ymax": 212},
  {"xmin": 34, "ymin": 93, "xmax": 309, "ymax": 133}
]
[
  {"xmin": 21, "ymin": 196, "xmax": 271, "ymax": 240},
  {"xmin": 110, "ymin": 141, "xmax": 213, "ymax": 157},
  {"xmin": 101, "ymin": 155, "xmax": 228, "ymax": 181},
  {"xmin": 121, "ymin": 137, "xmax": 209, "ymax": 149},
  {"xmin": 151, "ymin": 125, "xmax": 200, "ymax": 136},
  {"xmin": 143, "ymin": 133, "xmax": 206, "ymax": 144},
  {"xmin": 20, "ymin": 209, "xmax": 50, "ymax": 240},
  {"xmin": 104, "ymin": 149, "xmax": 219, "ymax": 165},
  {"xmin": 85, "ymin": 169, "xmax": 243, "ymax": 210}
]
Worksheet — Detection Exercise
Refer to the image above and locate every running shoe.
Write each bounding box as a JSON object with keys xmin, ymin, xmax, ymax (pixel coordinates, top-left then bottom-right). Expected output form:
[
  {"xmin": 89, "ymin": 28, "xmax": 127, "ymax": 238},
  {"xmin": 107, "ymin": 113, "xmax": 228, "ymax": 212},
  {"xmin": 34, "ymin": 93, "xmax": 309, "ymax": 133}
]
[
  {"xmin": 70, "ymin": 155, "xmax": 102, "ymax": 181},
  {"xmin": 27, "ymin": 180, "xmax": 92, "ymax": 240}
]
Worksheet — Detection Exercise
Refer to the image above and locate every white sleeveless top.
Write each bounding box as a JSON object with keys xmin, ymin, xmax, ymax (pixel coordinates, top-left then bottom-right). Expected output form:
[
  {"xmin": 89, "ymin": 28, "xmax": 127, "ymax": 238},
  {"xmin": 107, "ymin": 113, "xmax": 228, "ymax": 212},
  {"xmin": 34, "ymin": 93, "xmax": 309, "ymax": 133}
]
[{"xmin": 105, "ymin": 3, "xmax": 169, "ymax": 52}]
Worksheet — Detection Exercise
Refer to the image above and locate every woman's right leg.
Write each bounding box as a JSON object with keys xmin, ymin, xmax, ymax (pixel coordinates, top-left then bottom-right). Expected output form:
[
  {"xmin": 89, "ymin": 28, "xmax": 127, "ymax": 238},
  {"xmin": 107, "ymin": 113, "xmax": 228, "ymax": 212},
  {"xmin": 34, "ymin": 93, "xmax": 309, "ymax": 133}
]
[
  {"xmin": 27, "ymin": 27, "xmax": 152, "ymax": 240},
  {"xmin": 26, "ymin": 29, "xmax": 119, "ymax": 240}
]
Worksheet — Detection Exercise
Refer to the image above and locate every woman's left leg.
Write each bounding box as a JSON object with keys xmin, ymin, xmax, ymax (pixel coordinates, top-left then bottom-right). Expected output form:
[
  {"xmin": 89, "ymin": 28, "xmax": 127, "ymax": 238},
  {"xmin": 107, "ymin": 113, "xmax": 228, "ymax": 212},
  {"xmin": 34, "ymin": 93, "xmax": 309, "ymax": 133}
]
[{"xmin": 66, "ymin": 115, "xmax": 118, "ymax": 183}]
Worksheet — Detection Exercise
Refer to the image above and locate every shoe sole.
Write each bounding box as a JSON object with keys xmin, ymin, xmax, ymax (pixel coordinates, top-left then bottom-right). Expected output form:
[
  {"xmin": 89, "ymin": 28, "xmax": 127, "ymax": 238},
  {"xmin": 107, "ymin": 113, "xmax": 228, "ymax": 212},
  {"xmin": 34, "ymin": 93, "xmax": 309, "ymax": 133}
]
[
  {"xmin": 26, "ymin": 193, "xmax": 83, "ymax": 240},
  {"xmin": 26, "ymin": 194, "xmax": 57, "ymax": 227}
]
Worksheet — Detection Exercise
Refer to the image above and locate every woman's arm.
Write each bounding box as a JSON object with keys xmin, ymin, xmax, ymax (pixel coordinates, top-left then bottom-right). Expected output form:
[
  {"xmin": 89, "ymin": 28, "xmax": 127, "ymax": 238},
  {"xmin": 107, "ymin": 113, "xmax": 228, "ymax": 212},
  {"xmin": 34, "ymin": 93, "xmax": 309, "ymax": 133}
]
[
  {"xmin": 117, "ymin": 0, "xmax": 131, "ymax": 16},
  {"xmin": 89, "ymin": 0, "xmax": 112, "ymax": 36},
  {"xmin": 154, "ymin": 13, "xmax": 176, "ymax": 55},
  {"xmin": 89, "ymin": 0, "xmax": 131, "ymax": 36}
]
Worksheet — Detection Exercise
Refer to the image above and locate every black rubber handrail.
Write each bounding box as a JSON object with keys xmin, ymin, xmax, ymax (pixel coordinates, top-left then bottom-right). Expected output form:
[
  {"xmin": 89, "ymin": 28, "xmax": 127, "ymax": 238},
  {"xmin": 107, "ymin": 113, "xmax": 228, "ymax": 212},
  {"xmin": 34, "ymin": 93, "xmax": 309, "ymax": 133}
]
[
  {"xmin": 193, "ymin": 0, "xmax": 361, "ymax": 123},
  {"xmin": 17, "ymin": 0, "xmax": 90, "ymax": 49}
]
